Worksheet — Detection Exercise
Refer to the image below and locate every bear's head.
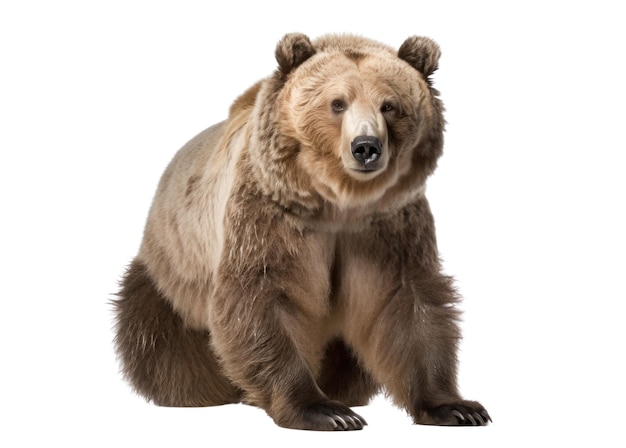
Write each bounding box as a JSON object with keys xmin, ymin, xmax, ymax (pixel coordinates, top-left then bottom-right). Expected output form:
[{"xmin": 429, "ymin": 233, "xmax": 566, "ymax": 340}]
[{"xmin": 250, "ymin": 33, "xmax": 444, "ymax": 214}]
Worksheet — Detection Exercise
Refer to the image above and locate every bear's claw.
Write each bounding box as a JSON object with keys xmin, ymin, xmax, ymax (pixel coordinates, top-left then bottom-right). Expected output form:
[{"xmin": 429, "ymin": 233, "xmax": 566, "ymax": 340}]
[
  {"xmin": 424, "ymin": 401, "xmax": 491, "ymax": 426},
  {"xmin": 296, "ymin": 401, "xmax": 367, "ymax": 431}
]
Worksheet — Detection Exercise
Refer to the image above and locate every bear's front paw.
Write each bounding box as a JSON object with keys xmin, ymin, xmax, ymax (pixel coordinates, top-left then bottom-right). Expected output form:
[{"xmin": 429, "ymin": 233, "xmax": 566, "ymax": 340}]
[
  {"xmin": 421, "ymin": 400, "xmax": 491, "ymax": 426},
  {"xmin": 276, "ymin": 400, "xmax": 367, "ymax": 431}
]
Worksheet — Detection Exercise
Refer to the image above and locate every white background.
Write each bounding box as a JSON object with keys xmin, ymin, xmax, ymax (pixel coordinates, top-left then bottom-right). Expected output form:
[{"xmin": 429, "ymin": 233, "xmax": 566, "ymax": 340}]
[{"xmin": 1, "ymin": 1, "xmax": 625, "ymax": 446}]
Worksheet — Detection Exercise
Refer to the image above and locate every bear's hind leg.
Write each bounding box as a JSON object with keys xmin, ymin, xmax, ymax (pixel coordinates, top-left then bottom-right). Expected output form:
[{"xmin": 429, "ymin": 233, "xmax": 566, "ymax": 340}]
[
  {"xmin": 318, "ymin": 339, "xmax": 379, "ymax": 407},
  {"xmin": 113, "ymin": 259, "xmax": 241, "ymax": 407}
]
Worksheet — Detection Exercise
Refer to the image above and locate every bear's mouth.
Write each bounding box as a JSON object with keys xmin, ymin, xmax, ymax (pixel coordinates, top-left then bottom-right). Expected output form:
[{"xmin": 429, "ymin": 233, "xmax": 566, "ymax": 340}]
[{"xmin": 351, "ymin": 164, "xmax": 382, "ymax": 173}]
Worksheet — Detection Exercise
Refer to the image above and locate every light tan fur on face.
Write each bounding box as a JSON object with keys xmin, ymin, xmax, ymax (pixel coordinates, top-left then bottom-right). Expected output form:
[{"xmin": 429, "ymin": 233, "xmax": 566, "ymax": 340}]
[
  {"xmin": 281, "ymin": 50, "xmax": 432, "ymax": 209},
  {"xmin": 339, "ymin": 99, "xmax": 389, "ymax": 178}
]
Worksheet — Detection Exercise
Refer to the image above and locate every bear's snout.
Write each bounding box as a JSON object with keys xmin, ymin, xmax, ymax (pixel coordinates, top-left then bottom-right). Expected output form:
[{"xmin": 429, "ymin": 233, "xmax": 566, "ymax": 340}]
[{"xmin": 350, "ymin": 135, "xmax": 383, "ymax": 170}]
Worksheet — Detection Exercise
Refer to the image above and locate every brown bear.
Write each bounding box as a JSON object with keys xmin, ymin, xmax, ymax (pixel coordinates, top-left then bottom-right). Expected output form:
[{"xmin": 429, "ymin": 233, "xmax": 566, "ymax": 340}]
[{"xmin": 114, "ymin": 33, "xmax": 490, "ymax": 430}]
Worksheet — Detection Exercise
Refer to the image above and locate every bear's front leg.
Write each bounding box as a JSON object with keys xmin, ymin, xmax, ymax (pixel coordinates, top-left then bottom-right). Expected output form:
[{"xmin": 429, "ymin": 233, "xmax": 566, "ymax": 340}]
[
  {"xmin": 209, "ymin": 211, "xmax": 365, "ymax": 431},
  {"xmin": 387, "ymin": 273, "xmax": 491, "ymax": 426},
  {"xmin": 347, "ymin": 271, "xmax": 490, "ymax": 425},
  {"xmin": 339, "ymin": 200, "xmax": 491, "ymax": 426},
  {"xmin": 210, "ymin": 278, "xmax": 365, "ymax": 430}
]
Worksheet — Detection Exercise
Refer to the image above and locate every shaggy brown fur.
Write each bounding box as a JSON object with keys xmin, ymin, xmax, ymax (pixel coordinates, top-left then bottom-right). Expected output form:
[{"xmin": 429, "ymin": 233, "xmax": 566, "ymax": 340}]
[{"xmin": 114, "ymin": 33, "xmax": 490, "ymax": 430}]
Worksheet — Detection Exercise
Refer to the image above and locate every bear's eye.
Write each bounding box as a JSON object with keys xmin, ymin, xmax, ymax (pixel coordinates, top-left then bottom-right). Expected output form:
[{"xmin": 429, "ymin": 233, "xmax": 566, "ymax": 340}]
[
  {"xmin": 331, "ymin": 99, "xmax": 346, "ymax": 113},
  {"xmin": 381, "ymin": 102, "xmax": 395, "ymax": 113}
]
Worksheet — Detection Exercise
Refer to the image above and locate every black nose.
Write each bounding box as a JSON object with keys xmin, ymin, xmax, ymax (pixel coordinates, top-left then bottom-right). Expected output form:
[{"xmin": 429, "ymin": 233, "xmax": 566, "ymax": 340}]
[{"xmin": 351, "ymin": 136, "xmax": 383, "ymax": 165}]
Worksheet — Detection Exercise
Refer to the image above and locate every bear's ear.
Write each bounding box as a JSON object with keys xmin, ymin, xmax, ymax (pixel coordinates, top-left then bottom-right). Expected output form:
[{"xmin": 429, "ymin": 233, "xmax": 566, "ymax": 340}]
[
  {"xmin": 398, "ymin": 36, "xmax": 441, "ymax": 78},
  {"xmin": 275, "ymin": 33, "xmax": 316, "ymax": 76}
]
